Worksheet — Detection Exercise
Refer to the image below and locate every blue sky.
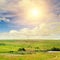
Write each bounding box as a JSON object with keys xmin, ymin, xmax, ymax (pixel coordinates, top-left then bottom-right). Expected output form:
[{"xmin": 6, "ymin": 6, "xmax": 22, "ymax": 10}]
[{"xmin": 0, "ymin": 0, "xmax": 60, "ymax": 39}]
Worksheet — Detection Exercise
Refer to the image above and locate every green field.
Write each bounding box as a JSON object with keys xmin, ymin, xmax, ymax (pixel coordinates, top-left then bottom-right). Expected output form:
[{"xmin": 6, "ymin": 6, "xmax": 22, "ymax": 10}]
[{"xmin": 0, "ymin": 40, "xmax": 60, "ymax": 60}]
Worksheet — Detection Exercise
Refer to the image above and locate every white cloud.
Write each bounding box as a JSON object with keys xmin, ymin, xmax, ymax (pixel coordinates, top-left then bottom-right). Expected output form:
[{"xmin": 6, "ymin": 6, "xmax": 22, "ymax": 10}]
[
  {"xmin": 0, "ymin": 0, "xmax": 6, "ymax": 5},
  {"xmin": 0, "ymin": 17, "xmax": 10, "ymax": 22},
  {"xmin": 0, "ymin": 22, "xmax": 60, "ymax": 39}
]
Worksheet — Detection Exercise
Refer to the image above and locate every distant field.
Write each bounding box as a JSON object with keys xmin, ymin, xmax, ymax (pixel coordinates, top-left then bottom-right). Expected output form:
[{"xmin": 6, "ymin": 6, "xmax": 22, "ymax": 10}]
[{"xmin": 0, "ymin": 40, "xmax": 60, "ymax": 60}]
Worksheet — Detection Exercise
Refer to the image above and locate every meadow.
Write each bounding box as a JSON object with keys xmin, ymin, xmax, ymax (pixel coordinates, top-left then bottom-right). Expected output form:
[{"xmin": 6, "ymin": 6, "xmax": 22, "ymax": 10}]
[{"xmin": 0, "ymin": 40, "xmax": 60, "ymax": 60}]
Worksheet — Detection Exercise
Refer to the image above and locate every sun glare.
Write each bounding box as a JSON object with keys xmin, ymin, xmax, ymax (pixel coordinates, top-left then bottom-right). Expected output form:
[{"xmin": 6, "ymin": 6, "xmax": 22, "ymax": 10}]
[
  {"xmin": 27, "ymin": 7, "xmax": 44, "ymax": 21},
  {"xmin": 31, "ymin": 8, "xmax": 39, "ymax": 17}
]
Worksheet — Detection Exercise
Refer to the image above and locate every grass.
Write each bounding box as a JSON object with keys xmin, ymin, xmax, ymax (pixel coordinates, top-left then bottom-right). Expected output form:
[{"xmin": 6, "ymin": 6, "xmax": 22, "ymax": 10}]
[
  {"xmin": 0, "ymin": 40, "xmax": 60, "ymax": 60},
  {"xmin": 0, "ymin": 52, "xmax": 60, "ymax": 60}
]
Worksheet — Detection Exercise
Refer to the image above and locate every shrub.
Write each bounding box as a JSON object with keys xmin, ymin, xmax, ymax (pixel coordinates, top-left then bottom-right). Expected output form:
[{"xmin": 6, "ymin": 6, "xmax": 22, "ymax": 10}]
[
  {"xmin": 35, "ymin": 47, "xmax": 39, "ymax": 49},
  {"xmin": 0, "ymin": 43, "xmax": 5, "ymax": 46},
  {"xmin": 51, "ymin": 47, "xmax": 60, "ymax": 51},
  {"xmin": 9, "ymin": 51, "xmax": 14, "ymax": 53},
  {"xmin": 18, "ymin": 48, "xmax": 26, "ymax": 51}
]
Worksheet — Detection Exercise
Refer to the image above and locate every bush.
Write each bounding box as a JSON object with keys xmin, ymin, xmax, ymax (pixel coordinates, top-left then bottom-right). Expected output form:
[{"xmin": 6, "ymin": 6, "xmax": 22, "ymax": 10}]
[
  {"xmin": 9, "ymin": 51, "xmax": 14, "ymax": 53},
  {"xmin": 18, "ymin": 48, "xmax": 26, "ymax": 51},
  {"xmin": 0, "ymin": 43, "xmax": 6, "ymax": 46},
  {"xmin": 51, "ymin": 47, "xmax": 60, "ymax": 51},
  {"xmin": 35, "ymin": 47, "xmax": 39, "ymax": 49}
]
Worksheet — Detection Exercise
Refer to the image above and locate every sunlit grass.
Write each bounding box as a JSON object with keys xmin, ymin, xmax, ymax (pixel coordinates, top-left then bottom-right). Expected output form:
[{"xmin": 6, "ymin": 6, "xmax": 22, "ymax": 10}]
[{"xmin": 0, "ymin": 40, "xmax": 60, "ymax": 60}]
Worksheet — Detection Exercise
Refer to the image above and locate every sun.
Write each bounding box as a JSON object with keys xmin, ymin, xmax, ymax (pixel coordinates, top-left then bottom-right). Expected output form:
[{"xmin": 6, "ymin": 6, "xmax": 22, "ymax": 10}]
[
  {"xmin": 27, "ymin": 7, "xmax": 44, "ymax": 21},
  {"xmin": 29, "ymin": 8, "xmax": 40, "ymax": 18},
  {"xmin": 31, "ymin": 8, "xmax": 39, "ymax": 17},
  {"xmin": 25, "ymin": 6, "xmax": 45, "ymax": 22}
]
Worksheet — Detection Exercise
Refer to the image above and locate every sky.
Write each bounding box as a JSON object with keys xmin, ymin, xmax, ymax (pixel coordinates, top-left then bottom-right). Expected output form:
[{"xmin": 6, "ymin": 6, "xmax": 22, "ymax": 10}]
[{"xmin": 0, "ymin": 0, "xmax": 60, "ymax": 39}]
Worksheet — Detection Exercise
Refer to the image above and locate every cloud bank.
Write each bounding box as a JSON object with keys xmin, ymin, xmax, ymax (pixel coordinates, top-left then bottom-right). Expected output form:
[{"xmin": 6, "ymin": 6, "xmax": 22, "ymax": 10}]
[{"xmin": 0, "ymin": 22, "xmax": 60, "ymax": 39}]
